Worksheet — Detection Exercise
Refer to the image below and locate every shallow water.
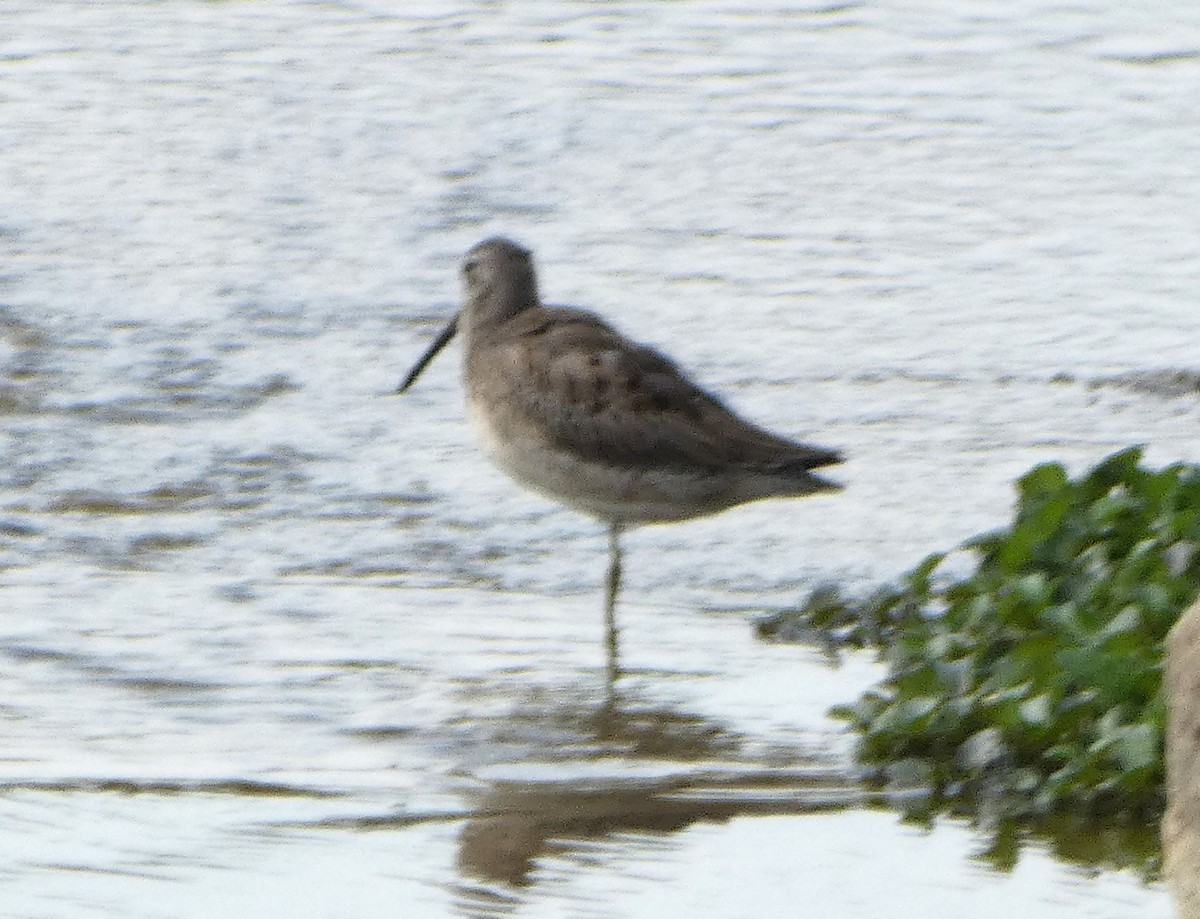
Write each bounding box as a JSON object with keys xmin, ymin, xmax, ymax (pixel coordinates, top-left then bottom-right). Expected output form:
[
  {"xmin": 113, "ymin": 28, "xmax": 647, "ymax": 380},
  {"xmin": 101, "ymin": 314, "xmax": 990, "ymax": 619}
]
[{"xmin": 3, "ymin": 1, "xmax": 1200, "ymax": 916}]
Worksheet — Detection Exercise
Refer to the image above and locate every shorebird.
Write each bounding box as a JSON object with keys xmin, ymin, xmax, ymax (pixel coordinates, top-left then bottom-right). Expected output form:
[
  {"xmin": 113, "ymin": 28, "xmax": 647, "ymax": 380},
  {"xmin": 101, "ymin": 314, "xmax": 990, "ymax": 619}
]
[{"xmin": 398, "ymin": 237, "xmax": 842, "ymax": 682}]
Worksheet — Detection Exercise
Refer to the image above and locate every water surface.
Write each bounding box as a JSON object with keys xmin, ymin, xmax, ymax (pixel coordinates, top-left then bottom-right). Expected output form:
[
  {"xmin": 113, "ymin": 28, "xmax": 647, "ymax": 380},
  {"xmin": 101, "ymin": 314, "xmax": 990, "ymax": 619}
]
[{"xmin": 3, "ymin": 1, "xmax": 1199, "ymax": 916}]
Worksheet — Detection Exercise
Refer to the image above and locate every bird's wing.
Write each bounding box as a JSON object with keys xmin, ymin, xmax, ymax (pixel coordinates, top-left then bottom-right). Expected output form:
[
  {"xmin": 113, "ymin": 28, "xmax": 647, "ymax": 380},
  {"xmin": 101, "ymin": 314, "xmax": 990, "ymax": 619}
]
[{"xmin": 501, "ymin": 308, "xmax": 842, "ymax": 474}]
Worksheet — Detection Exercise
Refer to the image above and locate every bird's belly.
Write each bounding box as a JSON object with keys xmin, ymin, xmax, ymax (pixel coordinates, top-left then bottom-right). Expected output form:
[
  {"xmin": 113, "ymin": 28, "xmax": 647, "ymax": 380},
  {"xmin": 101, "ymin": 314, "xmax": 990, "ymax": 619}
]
[{"xmin": 466, "ymin": 394, "xmax": 716, "ymax": 524}]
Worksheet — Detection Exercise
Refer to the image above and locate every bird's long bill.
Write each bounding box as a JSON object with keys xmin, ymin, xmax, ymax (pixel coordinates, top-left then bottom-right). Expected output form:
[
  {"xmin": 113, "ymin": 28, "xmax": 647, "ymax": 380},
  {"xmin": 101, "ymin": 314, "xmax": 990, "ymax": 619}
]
[{"xmin": 396, "ymin": 314, "xmax": 458, "ymax": 393}]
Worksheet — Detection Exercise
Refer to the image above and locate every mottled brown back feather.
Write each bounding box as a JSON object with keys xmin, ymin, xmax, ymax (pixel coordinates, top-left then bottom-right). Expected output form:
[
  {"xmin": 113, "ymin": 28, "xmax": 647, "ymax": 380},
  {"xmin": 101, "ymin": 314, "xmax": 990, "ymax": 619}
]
[{"xmin": 495, "ymin": 306, "xmax": 842, "ymax": 477}]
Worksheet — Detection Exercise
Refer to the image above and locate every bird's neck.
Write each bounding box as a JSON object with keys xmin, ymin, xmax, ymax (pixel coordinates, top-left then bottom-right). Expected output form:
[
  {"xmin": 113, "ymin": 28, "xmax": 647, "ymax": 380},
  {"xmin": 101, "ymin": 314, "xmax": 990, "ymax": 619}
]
[{"xmin": 464, "ymin": 288, "xmax": 539, "ymax": 337}]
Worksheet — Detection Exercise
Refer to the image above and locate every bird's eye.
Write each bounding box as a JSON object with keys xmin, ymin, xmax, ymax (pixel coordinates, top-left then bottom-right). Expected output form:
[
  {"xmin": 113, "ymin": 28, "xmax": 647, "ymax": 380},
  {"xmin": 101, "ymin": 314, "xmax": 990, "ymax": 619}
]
[{"xmin": 463, "ymin": 257, "xmax": 480, "ymax": 277}]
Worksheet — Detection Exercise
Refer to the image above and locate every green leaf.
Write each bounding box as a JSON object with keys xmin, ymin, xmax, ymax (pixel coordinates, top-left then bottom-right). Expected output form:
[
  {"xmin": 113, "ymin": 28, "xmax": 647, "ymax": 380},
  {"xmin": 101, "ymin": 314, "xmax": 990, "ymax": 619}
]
[
  {"xmin": 1017, "ymin": 461, "xmax": 1069, "ymax": 503},
  {"xmin": 1109, "ymin": 723, "xmax": 1161, "ymax": 773},
  {"xmin": 1018, "ymin": 693, "xmax": 1053, "ymax": 727},
  {"xmin": 867, "ymin": 696, "xmax": 940, "ymax": 736}
]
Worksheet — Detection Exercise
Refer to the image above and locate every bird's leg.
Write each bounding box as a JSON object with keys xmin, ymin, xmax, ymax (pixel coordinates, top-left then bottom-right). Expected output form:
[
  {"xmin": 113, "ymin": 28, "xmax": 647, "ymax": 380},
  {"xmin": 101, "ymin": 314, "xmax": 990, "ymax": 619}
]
[{"xmin": 604, "ymin": 523, "xmax": 623, "ymax": 691}]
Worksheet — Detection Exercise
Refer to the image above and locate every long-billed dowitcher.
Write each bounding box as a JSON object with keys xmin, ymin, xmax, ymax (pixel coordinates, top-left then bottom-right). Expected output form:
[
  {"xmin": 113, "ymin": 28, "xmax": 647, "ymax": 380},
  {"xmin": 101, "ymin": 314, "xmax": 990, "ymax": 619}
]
[{"xmin": 399, "ymin": 237, "xmax": 842, "ymax": 681}]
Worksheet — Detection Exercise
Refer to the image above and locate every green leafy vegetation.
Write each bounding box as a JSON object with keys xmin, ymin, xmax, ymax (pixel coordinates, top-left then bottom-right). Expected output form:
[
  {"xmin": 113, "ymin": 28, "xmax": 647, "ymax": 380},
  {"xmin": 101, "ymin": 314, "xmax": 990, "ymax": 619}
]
[{"xmin": 760, "ymin": 447, "xmax": 1200, "ymax": 847}]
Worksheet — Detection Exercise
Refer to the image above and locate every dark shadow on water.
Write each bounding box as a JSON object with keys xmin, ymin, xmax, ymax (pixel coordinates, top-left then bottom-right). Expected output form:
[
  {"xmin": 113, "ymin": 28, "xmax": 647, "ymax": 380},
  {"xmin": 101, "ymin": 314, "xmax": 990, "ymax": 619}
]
[
  {"xmin": 453, "ymin": 755, "xmax": 857, "ymax": 889},
  {"xmin": 891, "ymin": 802, "xmax": 1163, "ymax": 881},
  {"xmin": 441, "ymin": 689, "xmax": 860, "ymax": 907}
]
